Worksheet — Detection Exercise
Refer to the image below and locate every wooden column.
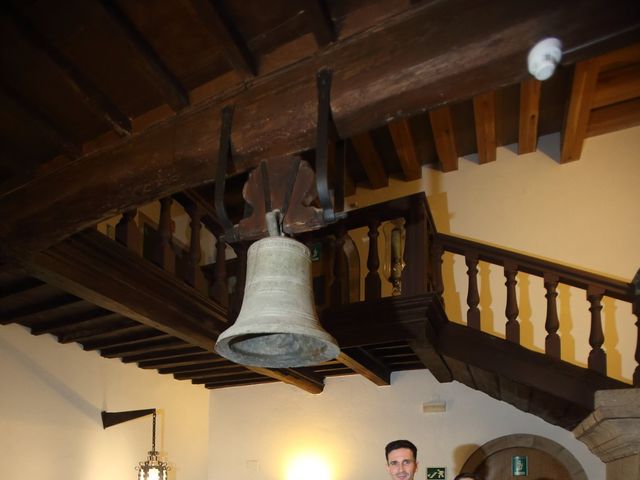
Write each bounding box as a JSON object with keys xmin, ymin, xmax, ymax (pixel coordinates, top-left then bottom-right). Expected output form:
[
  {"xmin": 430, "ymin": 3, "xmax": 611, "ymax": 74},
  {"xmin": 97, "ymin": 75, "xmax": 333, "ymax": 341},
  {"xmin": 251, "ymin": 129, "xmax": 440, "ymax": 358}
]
[
  {"xmin": 465, "ymin": 252, "xmax": 480, "ymax": 330},
  {"xmin": 587, "ymin": 285, "xmax": 607, "ymax": 375},
  {"xmin": 544, "ymin": 273, "xmax": 561, "ymax": 358},
  {"xmin": 364, "ymin": 219, "xmax": 381, "ymax": 301},
  {"xmin": 401, "ymin": 202, "xmax": 428, "ymax": 296},
  {"xmin": 431, "ymin": 241, "xmax": 445, "ymax": 306},
  {"xmin": 633, "ymin": 269, "xmax": 640, "ymax": 387},
  {"xmin": 185, "ymin": 204, "xmax": 202, "ymax": 289},
  {"xmin": 210, "ymin": 235, "xmax": 229, "ymax": 310},
  {"xmin": 155, "ymin": 197, "xmax": 175, "ymax": 274},
  {"xmin": 504, "ymin": 261, "xmax": 520, "ymax": 343},
  {"xmin": 331, "ymin": 227, "xmax": 350, "ymax": 306},
  {"xmin": 115, "ymin": 209, "xmax": 141, "ymax": 255}
]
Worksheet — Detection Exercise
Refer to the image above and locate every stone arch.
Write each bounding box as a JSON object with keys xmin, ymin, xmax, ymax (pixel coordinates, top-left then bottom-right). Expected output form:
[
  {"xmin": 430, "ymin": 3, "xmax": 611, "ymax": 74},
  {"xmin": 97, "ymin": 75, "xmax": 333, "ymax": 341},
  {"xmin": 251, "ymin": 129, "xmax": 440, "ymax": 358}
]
[{"xmin": 460, "ymin": 433, "xmax": 587, "ymax": 480}]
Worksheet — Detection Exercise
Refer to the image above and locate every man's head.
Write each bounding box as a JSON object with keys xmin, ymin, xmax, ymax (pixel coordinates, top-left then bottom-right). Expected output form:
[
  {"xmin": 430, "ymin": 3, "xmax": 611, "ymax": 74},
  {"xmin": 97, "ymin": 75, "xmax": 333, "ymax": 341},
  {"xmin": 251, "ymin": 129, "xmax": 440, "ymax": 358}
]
[{"xmin": 385, "ymin": 440, "xmax": 418, "ymax": 480}]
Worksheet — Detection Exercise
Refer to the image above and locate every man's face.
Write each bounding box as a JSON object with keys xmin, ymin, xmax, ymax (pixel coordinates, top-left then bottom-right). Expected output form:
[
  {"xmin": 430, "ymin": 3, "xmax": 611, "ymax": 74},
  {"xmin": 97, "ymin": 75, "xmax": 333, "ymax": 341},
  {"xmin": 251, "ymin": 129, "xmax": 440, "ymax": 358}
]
[{"xmin": 386, "ymin": 447, "xmax": 418, "ymax": 480}]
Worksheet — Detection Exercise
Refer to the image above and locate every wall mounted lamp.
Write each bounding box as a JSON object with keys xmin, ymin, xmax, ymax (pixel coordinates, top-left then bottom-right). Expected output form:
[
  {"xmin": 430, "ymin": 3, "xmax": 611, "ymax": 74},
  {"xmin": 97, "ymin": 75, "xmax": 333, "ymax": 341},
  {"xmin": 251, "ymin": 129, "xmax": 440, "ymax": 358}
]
[{"xmin": 101, "ymin": 408, "xmax": 170, "ymax": 480}]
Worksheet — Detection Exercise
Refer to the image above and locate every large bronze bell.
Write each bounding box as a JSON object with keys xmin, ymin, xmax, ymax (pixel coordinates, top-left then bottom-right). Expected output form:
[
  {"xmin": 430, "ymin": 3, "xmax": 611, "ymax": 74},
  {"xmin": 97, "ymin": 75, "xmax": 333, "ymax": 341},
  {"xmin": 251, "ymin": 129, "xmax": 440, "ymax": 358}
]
[{"xmin": 215, "ymin": 236, "xmax": 340, "ymax": 368}]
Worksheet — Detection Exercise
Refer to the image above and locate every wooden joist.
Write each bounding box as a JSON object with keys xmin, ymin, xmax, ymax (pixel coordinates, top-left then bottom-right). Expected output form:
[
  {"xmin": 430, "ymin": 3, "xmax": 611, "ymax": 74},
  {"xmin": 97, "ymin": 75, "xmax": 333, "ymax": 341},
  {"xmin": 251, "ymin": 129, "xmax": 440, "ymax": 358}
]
[
  {"xmin": 472, "ymin": 91, "xmax": 497, "ymax": 164},
  {"xmin": 429, "ymin": 106, "xmax": 458, "ymax": 172},
  {"xmin": 518, "ymin": 79, "xmax": 541, "ymax": 154},
  {"xmin": 388, "ymin": 118, "xmax": 422, "ymax": 180},
  {"xmin": 350, "ymin": 133, "xmax": 388, "ymax": 189},
  {"xmin": 2, "ymin": 0, "xmax": 639, "ymax": 258}
]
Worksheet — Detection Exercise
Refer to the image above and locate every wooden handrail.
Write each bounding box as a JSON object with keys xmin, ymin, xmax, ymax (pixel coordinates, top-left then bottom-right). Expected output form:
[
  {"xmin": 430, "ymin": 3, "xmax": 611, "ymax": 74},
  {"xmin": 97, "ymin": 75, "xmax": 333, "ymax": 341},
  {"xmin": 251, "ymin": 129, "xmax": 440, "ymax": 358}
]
[{"xmin": 436, "ymin": 233, "xmax": 633, "ymax": 301}]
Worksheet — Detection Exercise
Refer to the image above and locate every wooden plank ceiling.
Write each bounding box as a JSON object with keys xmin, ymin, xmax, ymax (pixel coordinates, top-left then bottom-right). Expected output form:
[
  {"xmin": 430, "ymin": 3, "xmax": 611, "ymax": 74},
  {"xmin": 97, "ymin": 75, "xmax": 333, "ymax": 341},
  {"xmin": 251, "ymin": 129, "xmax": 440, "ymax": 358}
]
[{"xmin": 1, "ymin": 0, "xmax": 639, "ymax": 429}]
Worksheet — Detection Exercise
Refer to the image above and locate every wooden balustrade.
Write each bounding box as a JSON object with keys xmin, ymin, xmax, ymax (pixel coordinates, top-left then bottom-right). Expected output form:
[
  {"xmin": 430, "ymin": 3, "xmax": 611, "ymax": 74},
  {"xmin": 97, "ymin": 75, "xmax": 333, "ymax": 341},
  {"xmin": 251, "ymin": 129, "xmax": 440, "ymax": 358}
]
[
  {"xmin": 106, "ymin": 192, "xmax": 638, "ymax": 385},
  {"xmin": 436, "ymin": 232, "xmax": 637, "ymax": 380}
]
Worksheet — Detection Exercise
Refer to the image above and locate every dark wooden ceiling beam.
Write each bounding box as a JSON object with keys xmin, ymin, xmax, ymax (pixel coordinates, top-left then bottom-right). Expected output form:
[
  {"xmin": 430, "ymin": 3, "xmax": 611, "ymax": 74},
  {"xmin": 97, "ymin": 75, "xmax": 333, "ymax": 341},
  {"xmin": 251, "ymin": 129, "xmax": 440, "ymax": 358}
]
[
  {"xmin": 0, "ymin": 277, "xmax": 45, "ymax": 301},
  {"xmin": 472, "ymin": 91, "xmax": 497, "ymax": 164},
  {"xmin": 2, "ymin": 0, "xmax": 640, "ymax": 257},
  {"xmin": 306, "ymin": 0, "xmax": 337, "ymax": 47},
  {"xmin": 82, "ymin": 329, "xmax": 167, "ymax": 351},
  {"xmin": 587, "ymin": 97, "xmax": 640, "ymax": 137},
  {"xmin": 186, "ymin": 0, "xmax": 257, "ymax": 77},
  {"xmin": 350, "ymin": 134, "xmax": 388, "ymax": 189},
  {"xmin": 26, "ymin": 229, "xmax": 227, "ymax": 348},
  {"xmin": 25, "ymin": 230, "xmax": 323, "ymax": 393},
  {"xmin": 388, "ymin": 118, "xmax": 422, "ymax": 180},
  {"xmin": 0, "ymin": 82, "xmax": 81, "ymax": 158},
  {"xmin": 121, "ymin": 345, "xmax": 203, "ymax": 363},
  {"xmin": 592, "ymin": 63, "xmax": 640, "ymax": 109},
  {"xmin": 338, "ymin": 348, "xmax": 391, "ymax": 386},
  {"xmin": 57, "ymin": 318, "xmax": 139, "ymax": 344},
  {"xmin": 30, "ymin": 310, "xmax": 118, "ymax": 335},
  {"xmin": 518, "ymin": 79, "xmax": 541, "ymax": 154},
  {"xmin": 158, "ymin": 359, "xmax": 229, "ymax": 374},
  {"xmin": 561, "ymin": 59, "xmax": 600, "ymax": 163},
  {"xmin": 429, "ymin": 106, "xmax": 458, "ymax": 172},
  {"xmin": 1, "ymin": 4, "xmax": 131, "ymax": 136},
  {"xmin": 97, "ymin": 0, "xmax": 189, "ymax": 112},
  {"xmin": 0, "ymin": 294, "xmax": 81, "ymax": 325}
]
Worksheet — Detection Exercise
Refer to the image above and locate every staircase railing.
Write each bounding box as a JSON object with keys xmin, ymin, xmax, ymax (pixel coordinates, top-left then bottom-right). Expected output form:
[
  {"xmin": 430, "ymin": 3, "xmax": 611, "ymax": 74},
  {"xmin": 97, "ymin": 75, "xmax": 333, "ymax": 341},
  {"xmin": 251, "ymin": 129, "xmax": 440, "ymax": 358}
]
[
  {"xmin": 105, "ymin": 191, "xmax": 639, "ymax": 386},
  {"xmin": 433, "ymin": 232, "xmax": 639, "ymax": 386}
]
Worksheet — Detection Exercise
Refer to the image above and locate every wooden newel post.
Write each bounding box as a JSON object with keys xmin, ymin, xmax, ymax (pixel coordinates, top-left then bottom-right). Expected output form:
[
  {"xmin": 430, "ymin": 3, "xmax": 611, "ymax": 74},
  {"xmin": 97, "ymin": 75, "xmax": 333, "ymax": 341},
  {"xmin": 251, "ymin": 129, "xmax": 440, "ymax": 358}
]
[
  {"xmin": 431, "ymin": 241, "xmax": 445, "ymax": 306},
  {"xmin": 330, "ymin": 226, "xmax": 349, "ymax": 306},
  {"xmin": 155, "ymin": 197, "xmax": 175, "ymax": 274},
  {"xmin": 186, "ymin": 204, "xmax": 204, "ymax": 290},
  {"xmin": 210, "ymin": 236, "xmax": 229, "ymax": 310},
  {"xmin": 115, "ymin": 209, "xmax": 141, "ymax": 255},
  {"xmin": 401, "ymin": 201, "xmax": 429, "ymax": 296},
  {"xmin": 587, "ymin": 285, "xmax": 606, "ymax": 375},
  {"xmin": 364, "ymin": 218, "xmax": 381, "ymax": 301}
]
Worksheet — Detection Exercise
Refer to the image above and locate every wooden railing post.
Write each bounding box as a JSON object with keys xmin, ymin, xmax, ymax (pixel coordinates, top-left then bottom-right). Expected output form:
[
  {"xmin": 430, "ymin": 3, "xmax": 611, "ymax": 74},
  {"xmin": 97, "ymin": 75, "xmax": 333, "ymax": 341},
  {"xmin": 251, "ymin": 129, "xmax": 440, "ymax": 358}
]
[
  {"xmin": 155, "ymin": 197, "xmax": 175, "ymax": 274},
  {"xmin": 115, "ymin": 209, "xmax": 141, "ymax": 255},
  {"xmin": 331, "ymin": 226, "xmax": 349, "ymax": 305},
  {"xmin": 465, "ymin": 252, "xmax": 480, "ymax": 330},
  {"xmin": 544, "ymin": 273, "xmax": 561, "ymax": 358},
  {"xmin": 364, "ymin": 218, "xmax": 381, "ymax": 301},
  {"xmin": 431, "ymin": 241, "xmax": 445, "ymax": 305},
  {"xmin": 185, "ymin": 204, "xmax": 203, "ymax": 289},
  {"xmin": 210, "ymin": 235, "xmax": 229, "ymax": 310},
  {"xmin": 587, "ymin": 285, "xmax": 606, "ymax": 375},
  {"xmin": 504, "ymin": 261, "xmax": 520, "ymax": 343},
  {"xmin": 401, "ymin": 200, "xmax": 428, "ymax": 296}
]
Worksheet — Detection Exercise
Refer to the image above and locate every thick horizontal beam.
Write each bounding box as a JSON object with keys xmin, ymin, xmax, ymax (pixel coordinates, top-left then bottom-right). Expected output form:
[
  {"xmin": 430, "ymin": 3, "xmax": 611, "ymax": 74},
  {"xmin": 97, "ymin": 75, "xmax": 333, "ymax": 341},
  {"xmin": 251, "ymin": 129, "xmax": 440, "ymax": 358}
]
[
  {"xmin": 2, "ymin": 0, "xmax": 639, "ymax": 258},
  {"xmin": 26, "ymin": 229, "xmax": 227, "ymax": 350},
  {"xmin": 436, "ymin": 322, "xmax": 628, "ymax": 410}
]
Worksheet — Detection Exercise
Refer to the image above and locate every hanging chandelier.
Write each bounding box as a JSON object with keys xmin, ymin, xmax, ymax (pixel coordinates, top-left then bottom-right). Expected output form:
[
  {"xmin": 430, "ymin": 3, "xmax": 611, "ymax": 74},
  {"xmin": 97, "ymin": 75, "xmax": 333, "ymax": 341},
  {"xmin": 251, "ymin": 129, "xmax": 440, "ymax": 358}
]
[{"xmin": 136, "ymin": 411, "xmax": 169, "ymax": 480}]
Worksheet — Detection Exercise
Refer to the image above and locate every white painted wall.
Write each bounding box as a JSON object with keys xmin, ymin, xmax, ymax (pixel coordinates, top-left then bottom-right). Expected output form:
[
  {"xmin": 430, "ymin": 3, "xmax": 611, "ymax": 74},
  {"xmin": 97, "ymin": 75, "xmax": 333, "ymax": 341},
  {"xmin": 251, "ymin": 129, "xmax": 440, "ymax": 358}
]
[
  {"xmin": 0, "ymin": 324, "xmax": 209, "ymax": 480},
  {"xmin": 208, "ymin": 370, "xmax": 604, "ymax": 480}
]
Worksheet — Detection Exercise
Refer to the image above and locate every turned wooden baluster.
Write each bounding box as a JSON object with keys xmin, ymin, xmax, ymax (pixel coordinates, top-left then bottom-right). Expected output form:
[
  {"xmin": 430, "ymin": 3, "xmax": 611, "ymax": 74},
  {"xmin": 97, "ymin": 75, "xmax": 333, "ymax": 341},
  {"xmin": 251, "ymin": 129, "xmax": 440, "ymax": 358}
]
[
  {"xmin": 544, "ymin": 273, "xmax": 561, "ymax": 358},
  {"xmin": 431, "ymin": 241, "xmax": 445, "ymax": 305},
  {"xmin": 587, "ymin": 285, "xmax": 606, "ymax": 375},
  {"xmin": 364, "ymin": 218, "xmax": 381, "ymax": 301},
  {"xmin": 115, "ymin": 209, "xmax": 141, "ymax": 255},
  {"xmin": 185, "ymin": 204, "xmax": 202, "ymax": 288},
  {"xmin": 465, "ymin": 252, "xmax": 480, "ymax": 330},
  {"xmin": 210, "ymin": 235, "xmax": 229, "ymax": 309},
  {"xmin": 331, "ymin": 227, "xmax": 350, "ymax": 306},
  {"xmin": 504, "ymin": 261, "xmax": 520, "ymax": 343},
  {"xmin": 154, "ymin": 197, "xmax": 175, "ymax": 274}
]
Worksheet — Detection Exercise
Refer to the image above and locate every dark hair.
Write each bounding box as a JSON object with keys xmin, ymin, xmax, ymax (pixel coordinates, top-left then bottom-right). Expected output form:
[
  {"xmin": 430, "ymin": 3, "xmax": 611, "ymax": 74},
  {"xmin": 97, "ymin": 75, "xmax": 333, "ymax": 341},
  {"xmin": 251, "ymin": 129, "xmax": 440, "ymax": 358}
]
[
  {"xmin": 385, "ymin": 439, "xmax": 417, "ymax": 462},
  {"xmin": 454, "ymin": 474, "xmax": 480, "ymax": 480}
]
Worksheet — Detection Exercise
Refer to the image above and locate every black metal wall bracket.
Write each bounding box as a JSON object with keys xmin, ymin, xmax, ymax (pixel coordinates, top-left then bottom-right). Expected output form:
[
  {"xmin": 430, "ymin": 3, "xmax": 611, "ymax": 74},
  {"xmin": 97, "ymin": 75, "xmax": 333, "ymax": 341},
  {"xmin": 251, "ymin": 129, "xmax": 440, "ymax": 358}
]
[{"xmin": 101, "ymin": 408, "xmax": 156, "ymax": 429}]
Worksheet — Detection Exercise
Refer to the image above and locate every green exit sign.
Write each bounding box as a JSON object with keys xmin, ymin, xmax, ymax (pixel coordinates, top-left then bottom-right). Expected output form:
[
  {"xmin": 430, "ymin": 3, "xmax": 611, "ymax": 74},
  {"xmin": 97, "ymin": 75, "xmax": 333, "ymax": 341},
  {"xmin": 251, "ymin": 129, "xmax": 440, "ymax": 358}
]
[{"xmin": 426, "ymin": 467, "xmax": 446, "ymax": 479}]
